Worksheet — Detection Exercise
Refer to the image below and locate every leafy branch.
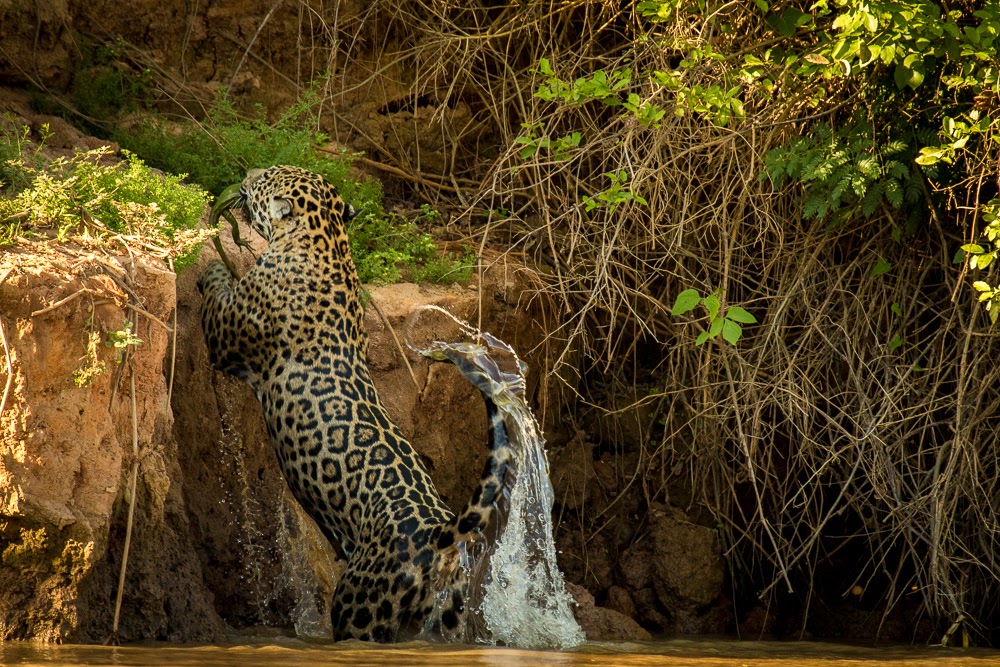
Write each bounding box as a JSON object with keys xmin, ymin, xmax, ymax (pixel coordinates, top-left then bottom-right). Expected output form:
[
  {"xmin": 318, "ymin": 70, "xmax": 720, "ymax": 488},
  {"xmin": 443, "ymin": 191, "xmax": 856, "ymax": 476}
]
[{"xmin": 671, "ymin": 288, "xmax": 758, "ymax": 345}]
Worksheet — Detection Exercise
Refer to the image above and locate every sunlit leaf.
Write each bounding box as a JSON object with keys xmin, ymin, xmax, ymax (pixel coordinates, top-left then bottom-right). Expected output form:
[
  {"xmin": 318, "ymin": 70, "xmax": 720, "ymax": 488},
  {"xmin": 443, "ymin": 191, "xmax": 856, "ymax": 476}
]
[
  {"xmin": 703, "ymin": 294, "xmax": 721, "ymax": 320},
  {"xmin": 726, "ymin": 306, "xmax": 757, "ymax": 324},
  {"xmin": 708, "ymin": 316, "xmax": 725, "ymax": 337},
  {"xmin": 671, "ymin": 288, "xmax": 701, "ymax": 315}
]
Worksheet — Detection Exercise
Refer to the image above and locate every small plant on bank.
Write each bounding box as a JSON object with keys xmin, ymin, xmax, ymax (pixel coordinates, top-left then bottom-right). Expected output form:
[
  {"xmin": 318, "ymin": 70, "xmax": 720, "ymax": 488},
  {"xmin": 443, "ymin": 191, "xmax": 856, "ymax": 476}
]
[
  {"xmin": 963, "ymin": 198, "xmax": 1000, "ymax": 324},
  {"xmin": 671, "ymin": 288, "xmax": 758, "ymax": 346},
  {"xmin": 106, "ymin": 321, "xmax": 142, "ymax": 364},
  {"xmin": 73, "ymin": 331, "xmax": 109, "ymax": 387}
]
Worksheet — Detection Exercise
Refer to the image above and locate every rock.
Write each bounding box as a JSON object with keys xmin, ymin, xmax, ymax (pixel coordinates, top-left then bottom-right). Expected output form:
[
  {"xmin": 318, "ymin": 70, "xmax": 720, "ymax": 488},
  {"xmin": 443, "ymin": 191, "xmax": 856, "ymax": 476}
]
[
  {"xmin": 629, "ymin": 586, "xmax": 672, "ymax": 631},
  {"xmin": 555, "ymin": 528, "xmax": 615, "ymax": 593},
  {"xmin": 614, "ymin": 506, "xmax": 728, "ymax": 634},
  {"xmin": 0, "ymin": 243, "xmax": 225, "ymax": 642},
  {"xmin": 649, "ymin": 507, "xmax": 725, "ymax": 610},
  {"xmin": 605, "ymin": 585, "xmax": 638, "ymax": 620},
  {"xmin": 550, "ymin": 433, "xmax": 600, "ymax": 513},
  {"xmin": 565, "ymin": 582, "xmax": 651, "ymax": 642}
]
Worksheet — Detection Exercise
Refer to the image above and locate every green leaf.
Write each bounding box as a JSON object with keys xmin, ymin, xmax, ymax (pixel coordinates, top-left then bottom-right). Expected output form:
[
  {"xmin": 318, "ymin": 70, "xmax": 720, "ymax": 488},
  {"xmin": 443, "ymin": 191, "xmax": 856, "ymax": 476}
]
[
  {"xmin": 768, "ymin": 7, "xmax": 808, "ymax": 37},
  {"xmin": 973, "ymin": 281, "xmax": 993, "ymax": 292},
  {"xmin": 708, "ymin": 316, "xmax": 725, "ymax": 338},
  {"xmin": 703, "ymin": 294, "xmax": 721, "ymax": 320},
  {"xmin": 894, "ymin": 64, "xmax": 911, "ymax": 90},
  {"xmin": 962, "ymin": 244, "xmax": 985, "ymax": 254},
  {"xmin": 891, "ymin": 302, "xmax": 903, "ymax": 316},
  {"xmin": 671, "ymin": 288, "xmax": 701, "ymax": 315},
  {"xmin": 888, "ymin": 334, "xmax": 903, "ymax": 351},
  {"xmin": 695, "ymin": 330, "xmax": 711, "ymax": 346},
  {"xmin": 862, "ymin": 11, "xmax": 878, "ymax": 32},
  {"xmin": 722, "ymin": 319, "xmax": 743, "ymax": 345},
  {"xmin": 915, "ymin": 147, "xmax": 944, "ymax": 165},
  {"xmin": 870, "ymin": 258, "xmax": 892, "ymax": 277},
  {"xmin": 726, "ymin": 306, "xmax": 758, "ymax": 324}
]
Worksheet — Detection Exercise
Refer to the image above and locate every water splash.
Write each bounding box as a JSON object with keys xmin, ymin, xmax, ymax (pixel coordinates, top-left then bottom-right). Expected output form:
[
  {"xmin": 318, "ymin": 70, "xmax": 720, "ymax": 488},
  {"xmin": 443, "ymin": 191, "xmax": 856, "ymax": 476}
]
[
  {"xmin": 218, "ymin": 383, "xmax": 334, "ymax": 634},
  {"xmin": 409, "ymin": 306, "xmax": 585, "ymax": 650}
]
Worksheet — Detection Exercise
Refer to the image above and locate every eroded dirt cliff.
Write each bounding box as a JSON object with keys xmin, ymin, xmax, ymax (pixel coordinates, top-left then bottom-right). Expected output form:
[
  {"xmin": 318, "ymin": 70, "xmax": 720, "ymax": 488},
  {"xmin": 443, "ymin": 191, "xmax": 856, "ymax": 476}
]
[{"xmin": 0, "ymin": 243, "xmax": 223, "ymax": 642}]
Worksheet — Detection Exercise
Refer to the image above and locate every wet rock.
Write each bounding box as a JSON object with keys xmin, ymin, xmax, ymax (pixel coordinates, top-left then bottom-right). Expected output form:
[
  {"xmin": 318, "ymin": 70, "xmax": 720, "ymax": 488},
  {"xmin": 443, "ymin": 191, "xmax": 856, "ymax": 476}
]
[{"xmin": 565, "ymin": 583, "xmax": 651, "ymax": 642}]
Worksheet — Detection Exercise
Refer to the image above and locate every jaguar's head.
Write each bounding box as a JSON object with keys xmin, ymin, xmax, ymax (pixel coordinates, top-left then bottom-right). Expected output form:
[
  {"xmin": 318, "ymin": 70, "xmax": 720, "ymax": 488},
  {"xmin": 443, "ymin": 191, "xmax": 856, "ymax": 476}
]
[{"xmin": 236, "ymin": 165, "xmax": 357, "ymax": 242}]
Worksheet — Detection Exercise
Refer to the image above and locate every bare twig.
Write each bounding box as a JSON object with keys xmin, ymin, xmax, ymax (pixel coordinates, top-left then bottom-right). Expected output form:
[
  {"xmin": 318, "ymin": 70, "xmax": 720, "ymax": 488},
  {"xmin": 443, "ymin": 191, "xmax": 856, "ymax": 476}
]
[
  {"xmin": 365, "ymin": 289, "xmax": 419, "ymax": 390},
  {"xmin": 30, "ymin": 288, "xmax": 95, "ymax": 317},
  {"xmin": 110, "ymin": 371, "xmax": 140, "ymax": 645}
]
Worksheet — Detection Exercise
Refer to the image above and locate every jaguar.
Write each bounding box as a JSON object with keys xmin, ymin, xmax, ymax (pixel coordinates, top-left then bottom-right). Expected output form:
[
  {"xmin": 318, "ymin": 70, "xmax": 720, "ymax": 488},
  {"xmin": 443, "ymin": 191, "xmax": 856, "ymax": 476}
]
[{"xmin": 197, "ymin": 165, "xmax": 511, "ymax": 642}]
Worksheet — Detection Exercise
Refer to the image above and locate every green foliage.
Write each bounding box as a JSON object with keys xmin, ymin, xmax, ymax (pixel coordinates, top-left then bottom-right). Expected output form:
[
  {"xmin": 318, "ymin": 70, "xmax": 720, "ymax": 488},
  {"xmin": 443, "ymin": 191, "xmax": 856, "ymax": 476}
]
[
  {"xmin": 106, "ymin": 321, "xmax": 142, "ymax": 363},
  {"xmin": 514, "ymin": 122, "xmax": 582, "ymax": 160},
  {"xmin": 731, "ymin": 0, "xmax": 1000, "ymax": 315},
  {"xmin": 0, "ymin": 115, "xmax": 51, "ymax": 193},
  {"xmin": 348, "ymin": 210, "xmax": 474, "ymax": 285},
  {"xmin": 536, "ymin": 58, "xmax": 632, "ymax": 106},
  {"xmin": 628, "ymin": 0, "xmax": 1000, "ymax": 319},
  {"xmin": 71, "ymin": 39, "xmax": 152, "ymax": 121},
  {"xmin": 963, "ymin": 198, "xmax": 1000, "ymax": 324},
  {"xmin": 870, "ymin": 258, "xmax": 892, "ymax": 277},
  {"xmin": 582, "ymin": 171, "xmax": 647, "ymax": 213},
  {"xmin": 671, "ymin": 288, "xmax": 758, "ymax": 346},
  {"xmin": 117, "ymin": 92, "xmax": 351, "ymax": 197},
  {"xmin": 764, "ymin": 123, "xmax": 919, "ymax": 222},
  {"xmin": 115, "ymin": 89, "xmax": 471, "ymax": 285},
  {"xmin": 0, "ymin": 133, "xmax": 211, "ymax": 267}
]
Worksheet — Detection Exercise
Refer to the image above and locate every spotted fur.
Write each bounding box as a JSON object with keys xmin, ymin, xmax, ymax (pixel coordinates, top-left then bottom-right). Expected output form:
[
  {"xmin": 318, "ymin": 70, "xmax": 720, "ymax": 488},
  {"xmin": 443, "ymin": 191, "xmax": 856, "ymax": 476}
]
[{"xmin": 197, "ymin": 165, "xmax": 512, "ymax": 642}]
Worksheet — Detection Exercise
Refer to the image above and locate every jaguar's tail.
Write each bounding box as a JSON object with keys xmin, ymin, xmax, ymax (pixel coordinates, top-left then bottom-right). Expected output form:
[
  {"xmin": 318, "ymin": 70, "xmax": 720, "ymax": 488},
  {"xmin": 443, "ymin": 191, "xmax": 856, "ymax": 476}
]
[
  {"xmin": 437, "ymin": 393, "xmax": 513, "ymax": 552},
  {"xmin": 430, "ymin": 352, "xmax": 515, "ymax": 552}
]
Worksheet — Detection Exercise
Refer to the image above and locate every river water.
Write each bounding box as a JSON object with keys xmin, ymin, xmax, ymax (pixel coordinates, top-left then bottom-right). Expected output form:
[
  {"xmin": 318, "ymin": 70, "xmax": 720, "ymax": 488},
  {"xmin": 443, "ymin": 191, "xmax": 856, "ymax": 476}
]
[{"xmin": 1, "ymin": 638, "xmax": 997, "ymax": 667}]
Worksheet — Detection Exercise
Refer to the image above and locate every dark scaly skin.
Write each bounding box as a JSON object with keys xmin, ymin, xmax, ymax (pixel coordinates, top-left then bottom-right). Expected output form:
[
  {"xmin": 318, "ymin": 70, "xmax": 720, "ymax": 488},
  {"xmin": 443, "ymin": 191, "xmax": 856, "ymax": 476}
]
[{"xmin": 197, "ymin": 166, "xmax": 512, "ymax": 642}]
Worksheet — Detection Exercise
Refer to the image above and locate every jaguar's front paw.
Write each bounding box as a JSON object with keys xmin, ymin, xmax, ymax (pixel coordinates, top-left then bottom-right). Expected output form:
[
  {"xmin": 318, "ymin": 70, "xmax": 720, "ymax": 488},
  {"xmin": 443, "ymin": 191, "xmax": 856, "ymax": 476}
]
[{"xmin": 197, "ymin": 260, "xmax": 231, "ymax": 296}]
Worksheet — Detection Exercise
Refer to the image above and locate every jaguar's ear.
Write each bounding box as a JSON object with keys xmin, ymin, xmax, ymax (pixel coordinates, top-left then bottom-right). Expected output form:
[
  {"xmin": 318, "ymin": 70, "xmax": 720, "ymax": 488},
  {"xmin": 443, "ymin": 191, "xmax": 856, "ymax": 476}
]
[
  {"xmin": 269, "ymin": 196, "xmax": 293, "ymax": 220},
  {"xmin": 343, "ymin": 204, "xmax": 358, "ymax": 222}
]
